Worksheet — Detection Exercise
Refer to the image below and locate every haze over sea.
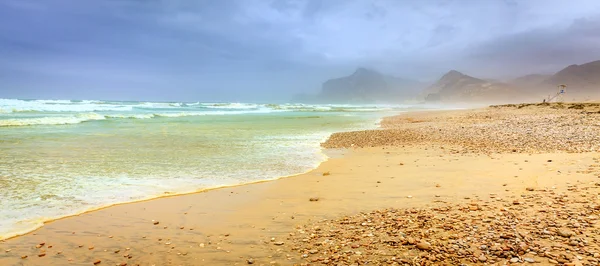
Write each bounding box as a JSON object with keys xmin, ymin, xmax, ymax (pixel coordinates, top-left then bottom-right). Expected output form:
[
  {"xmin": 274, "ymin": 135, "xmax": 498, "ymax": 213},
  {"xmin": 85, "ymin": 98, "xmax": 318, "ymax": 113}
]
[{"xmin": 0, "ymin": 98, "xmax": 427, "ymax": 240}]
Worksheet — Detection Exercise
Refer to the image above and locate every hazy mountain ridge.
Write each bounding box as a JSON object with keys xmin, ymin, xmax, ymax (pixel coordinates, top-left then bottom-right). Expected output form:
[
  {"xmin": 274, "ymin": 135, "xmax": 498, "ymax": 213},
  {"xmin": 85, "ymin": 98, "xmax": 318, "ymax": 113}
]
[
  {"xmin": 293, "ymin": 60, "xmax": 600, "ymax": 104},
  {"xmin": 422, "ymin": 70, "xmax": 521, "ymax": 103},
  {"xmin": 425, "ymin": 59, "xmax": 600, "ymax": 103},
  {"xmin": 293, "ymin": 68, "xmax": 425, "ymax": 104}
]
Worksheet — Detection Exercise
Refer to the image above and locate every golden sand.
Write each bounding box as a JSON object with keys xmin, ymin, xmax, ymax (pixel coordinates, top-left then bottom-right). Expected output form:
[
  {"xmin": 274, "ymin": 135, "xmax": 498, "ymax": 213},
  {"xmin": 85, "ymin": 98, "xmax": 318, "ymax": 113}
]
[{"xmin": 0, "ymin": 104, "xmax": 599, "ymax": 265}]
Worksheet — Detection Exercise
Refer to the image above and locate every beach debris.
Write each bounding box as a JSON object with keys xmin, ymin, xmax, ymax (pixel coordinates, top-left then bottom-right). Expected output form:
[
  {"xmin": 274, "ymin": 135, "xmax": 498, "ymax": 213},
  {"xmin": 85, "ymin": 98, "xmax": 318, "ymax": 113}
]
[
  {"xmin": 322, "ymin": 171, "xmax": 330, "ymax": 176},
  {"xmin": 558, "ymin": 228, "xmax": 575, "ymax": 238},
  {"xmin": 416, "ymin": 241, "xmax": 431, "ymax": 250},
  {"xmin": 288, "ymin": 180, "xmax": 600, "ymax": 265},
  {"xmin": 309, "ymin": 197, "xmax": 320, "ymax": 202}
]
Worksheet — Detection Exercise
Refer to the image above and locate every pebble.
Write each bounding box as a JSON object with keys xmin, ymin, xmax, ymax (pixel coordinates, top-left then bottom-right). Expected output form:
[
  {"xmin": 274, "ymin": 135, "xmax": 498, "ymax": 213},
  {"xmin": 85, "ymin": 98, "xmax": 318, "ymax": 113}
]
[
  {"xmin": 247, "ymin": 258, "xmax": 255, "ymax": 264},
  {"xmin": 93, "ymin": 260, "xmax": 101, "ymax": 265},
  {"xmin": 416, "ymin": 241, "xmax": 431, "ymax": 250},
  {"xmin": 558, "ymin": 229, "xmax": 576, "ymax": 238},
  {"xmin": 309, "ymin": 197, "xmax": 320, "ymax": 202},
  {"xmin": 273, "ymin": 241, "xmax": 284, "ymax": 246},
  {"xmin": 478, "ymin": 254, "xmax": 487, "ymax": 262}
]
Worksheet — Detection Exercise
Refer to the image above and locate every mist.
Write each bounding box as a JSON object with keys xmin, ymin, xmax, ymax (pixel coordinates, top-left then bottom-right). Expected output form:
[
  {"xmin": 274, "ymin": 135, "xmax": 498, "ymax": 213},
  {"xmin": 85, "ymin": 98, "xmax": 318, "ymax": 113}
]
[{"xmin": 1, "ymin": 0, "xmax": 600, "ymax": 102}]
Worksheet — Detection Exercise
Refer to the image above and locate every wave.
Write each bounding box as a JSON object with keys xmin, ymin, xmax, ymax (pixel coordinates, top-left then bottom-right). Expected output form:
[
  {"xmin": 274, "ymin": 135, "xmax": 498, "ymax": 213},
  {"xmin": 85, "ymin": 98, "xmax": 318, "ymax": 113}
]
[
  {"xmin": 0, "ymin": 99, "xmax": 132, "ymax": 113},
  {"xmin": 0, "ymin": 109, "xmax": 289, "ymax": 127},
  {"xmin": 201, "ymin": 103, "xmax": 260, "ymax": 109},
  {"xmin": 0, "ymin": 113, "xmax": 106, "ymax": 127}
]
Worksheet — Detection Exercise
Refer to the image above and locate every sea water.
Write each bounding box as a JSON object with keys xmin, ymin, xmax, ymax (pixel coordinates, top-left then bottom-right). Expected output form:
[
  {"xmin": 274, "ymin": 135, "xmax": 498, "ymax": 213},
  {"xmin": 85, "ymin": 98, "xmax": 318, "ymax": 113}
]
[{"xmin": 0, "ymin": 98, "xmax": 423, "ymax": 240}]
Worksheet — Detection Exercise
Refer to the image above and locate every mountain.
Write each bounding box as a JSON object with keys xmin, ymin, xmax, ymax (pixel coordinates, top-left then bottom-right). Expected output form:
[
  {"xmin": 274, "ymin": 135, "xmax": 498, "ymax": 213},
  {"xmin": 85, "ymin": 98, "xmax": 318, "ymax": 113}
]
[
  {"xmin": 542, "ymin": 60, "xmax": 600, "ymax": 99},
  {"xmin": 509, "ymin": 74, "xmax": 551, "ymax": 88},
  {"xmin": 423, "ymin": 70, "xmax": 521, "ymax": 103},
  {"xmin": 294, "ymin": 68, "xmax": 424, "ymax": 103}
]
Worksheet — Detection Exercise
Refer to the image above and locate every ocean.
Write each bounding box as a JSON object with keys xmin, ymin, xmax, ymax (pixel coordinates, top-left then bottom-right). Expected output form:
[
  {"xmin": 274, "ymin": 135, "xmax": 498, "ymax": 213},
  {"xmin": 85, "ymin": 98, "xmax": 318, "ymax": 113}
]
[{"xmin": 0, "ymin": 98, "xmax": 423, "ymax": 240}]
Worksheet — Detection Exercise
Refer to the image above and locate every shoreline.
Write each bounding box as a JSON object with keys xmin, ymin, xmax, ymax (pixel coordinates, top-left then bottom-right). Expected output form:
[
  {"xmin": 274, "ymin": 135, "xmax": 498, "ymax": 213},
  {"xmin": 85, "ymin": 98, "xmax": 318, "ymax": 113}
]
[
  {"xmin": 1, "ymin": 103, "xmax": 599, "ymax": 265},
  {"xmin": 0, "ymin": 111, "xmax": 391, "ymax": 241}
]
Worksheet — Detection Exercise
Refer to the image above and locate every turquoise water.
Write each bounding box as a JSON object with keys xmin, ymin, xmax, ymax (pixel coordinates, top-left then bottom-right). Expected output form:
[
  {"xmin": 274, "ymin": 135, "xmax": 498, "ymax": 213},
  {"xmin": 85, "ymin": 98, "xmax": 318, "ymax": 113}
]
[{"xmin": 0, "ymin": 99, "xmax": 419, "ymax": 240}]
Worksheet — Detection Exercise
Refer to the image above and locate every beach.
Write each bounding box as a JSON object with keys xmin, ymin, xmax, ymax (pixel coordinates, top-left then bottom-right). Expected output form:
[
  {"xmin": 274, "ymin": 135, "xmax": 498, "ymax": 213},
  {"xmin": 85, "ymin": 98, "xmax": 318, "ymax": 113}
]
[{"xmin": 1, "ymin": 103, "xmax": 600, "ymax": 266}]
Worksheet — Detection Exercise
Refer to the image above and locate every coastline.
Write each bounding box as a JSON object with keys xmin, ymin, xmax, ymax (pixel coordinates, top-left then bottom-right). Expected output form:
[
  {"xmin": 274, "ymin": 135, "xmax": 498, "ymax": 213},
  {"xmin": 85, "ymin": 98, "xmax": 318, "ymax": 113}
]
[
  {"xmin": 0, "ymin": 109, "xmax": 393, "ymax": 242},
  {"xmin": 1, "ymin": 104, "xmax": 599, "ymax": 265}
]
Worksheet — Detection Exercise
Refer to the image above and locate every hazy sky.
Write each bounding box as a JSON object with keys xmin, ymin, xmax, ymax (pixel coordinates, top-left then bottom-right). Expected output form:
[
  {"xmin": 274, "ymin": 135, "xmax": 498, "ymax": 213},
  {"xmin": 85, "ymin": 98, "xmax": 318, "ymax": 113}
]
[{"xmin": 1, "ymin": 0, "xmax": 600, "ymax": 101}]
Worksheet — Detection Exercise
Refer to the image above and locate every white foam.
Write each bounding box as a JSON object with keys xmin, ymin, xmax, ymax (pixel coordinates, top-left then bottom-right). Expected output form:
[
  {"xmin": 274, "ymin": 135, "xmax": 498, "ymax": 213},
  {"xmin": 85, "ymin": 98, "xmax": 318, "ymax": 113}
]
[
  {"xmin": 202, "ymin": 102, "xmax": 261, "ymax": 109},
  {"xmin": 0, "ymin": 99, "xmax": 132, "ymax": 113},
  {"xmin": 0, "ymin": 113, "xmax": 106, "ymax": 127}
]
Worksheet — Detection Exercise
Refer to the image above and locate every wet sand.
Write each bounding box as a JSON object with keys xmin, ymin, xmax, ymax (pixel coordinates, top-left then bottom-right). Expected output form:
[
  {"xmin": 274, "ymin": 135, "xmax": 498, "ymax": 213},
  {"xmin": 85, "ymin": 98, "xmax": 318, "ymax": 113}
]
[{"xmin": 1, "ymin": 103, "xmax": 599, "ymax": 266}]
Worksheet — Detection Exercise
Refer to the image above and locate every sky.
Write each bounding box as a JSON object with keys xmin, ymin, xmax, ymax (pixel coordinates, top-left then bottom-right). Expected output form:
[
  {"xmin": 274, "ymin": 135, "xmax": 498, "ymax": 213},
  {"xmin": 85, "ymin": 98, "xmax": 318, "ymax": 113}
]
[{"xmin": 1, "ymin": 0, "xmax": 600, "ymax": 102}]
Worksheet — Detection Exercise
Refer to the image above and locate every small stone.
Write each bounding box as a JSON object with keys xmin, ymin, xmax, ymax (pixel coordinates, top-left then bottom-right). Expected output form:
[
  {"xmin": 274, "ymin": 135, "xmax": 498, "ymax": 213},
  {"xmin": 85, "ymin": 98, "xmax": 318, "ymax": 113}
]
[
  {"xmin": 435, "ymin": 184, "xmax": 441, "ymax": 187},
  {"xmin": 309, "ymin": 197, "xmax": 319, "ymax": 202},
  {"xmin": 407, "ymin": 195, "xmax": 413, "ymax": 198},
  {"xmin": 38, "ymin": 253, "xmax": 46, "ymax": 257},
  {"xmin": 478, "ymin": 255, "xmax": 487, "ymax": 262},
  {"xmin": 416, "ymin": 241, "xmax": 431, "ymax": 250},
  {"xmin": 93, "ymin": 260, "xmax": 101, "ymax": 265},
  {"xmin": 322, "ymin": 172, "xmax": 330, "ymax": 176},
  {"xmin": 4, "ymin": 249, "xmax": 10, "ymax": 253},
  {"xmin": 547, "ymin": 159, "xmax": 553, "ymax": 162},
  {"xmin": 526, "ymin": 187, "xmax": 535, "ymax": 191},
  {"xmin": 558, "ymin": 229, "xmax": 575, "ymax": 238},
  {"xmin": 273, "ymin": 241, "xmax": 284, "ymax": 246},
  {"xmin": 524, "ymin": 258, "xmax": 535, "ymax": 263},
  {"xmin": 153, "ymin": 221, "xmax": 159, "ymax": 225},
  {"xmin": 548, "ymin": 259, "xmax": 558, "ymax": 264},
  {"xmin": 247, "ymin": 258, "xmax": 255, "ymax": 264},
  {"xmin": 510, "ymin": 257, "xmax": 519, "ymax": 263},
  {"xmin": 21, "ymin": 255, "xmax": 27, "ymax": 259}
]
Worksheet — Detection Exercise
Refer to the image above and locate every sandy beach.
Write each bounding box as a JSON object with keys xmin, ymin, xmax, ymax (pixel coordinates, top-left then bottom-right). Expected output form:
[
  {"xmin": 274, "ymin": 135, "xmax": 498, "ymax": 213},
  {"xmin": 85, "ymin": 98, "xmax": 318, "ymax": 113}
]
[{"xmin": 1, "ymin": 103, "xmax": 600, "ymax": 266}]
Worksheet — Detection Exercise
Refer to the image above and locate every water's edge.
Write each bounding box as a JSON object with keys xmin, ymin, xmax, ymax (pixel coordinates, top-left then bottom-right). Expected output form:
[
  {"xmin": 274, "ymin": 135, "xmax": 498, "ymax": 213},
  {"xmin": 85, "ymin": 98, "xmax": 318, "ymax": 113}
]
[{"xmin": 1, "ymin": 113, "xmax": 394, "ymax": 241}]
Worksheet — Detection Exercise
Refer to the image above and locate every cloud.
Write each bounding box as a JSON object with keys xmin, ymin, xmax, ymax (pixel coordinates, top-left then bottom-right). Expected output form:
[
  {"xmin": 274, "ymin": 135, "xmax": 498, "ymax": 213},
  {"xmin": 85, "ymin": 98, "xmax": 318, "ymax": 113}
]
[
  {"xmin": 2, "ymin": 0, "xmax": 600, "ymax": 100},
  {"xmin": 466, "ymin": 16, "xmax": 600, "ymax": 77}
]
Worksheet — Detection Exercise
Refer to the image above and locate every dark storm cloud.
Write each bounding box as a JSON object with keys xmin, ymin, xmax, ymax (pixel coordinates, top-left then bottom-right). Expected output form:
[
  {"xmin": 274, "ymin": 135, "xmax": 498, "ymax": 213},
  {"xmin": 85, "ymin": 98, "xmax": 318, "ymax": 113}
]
[{"xmin": 1, "ymin": 0, "xmax": 600, "ymax": 101}]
